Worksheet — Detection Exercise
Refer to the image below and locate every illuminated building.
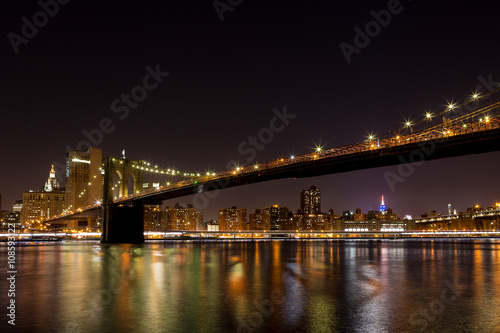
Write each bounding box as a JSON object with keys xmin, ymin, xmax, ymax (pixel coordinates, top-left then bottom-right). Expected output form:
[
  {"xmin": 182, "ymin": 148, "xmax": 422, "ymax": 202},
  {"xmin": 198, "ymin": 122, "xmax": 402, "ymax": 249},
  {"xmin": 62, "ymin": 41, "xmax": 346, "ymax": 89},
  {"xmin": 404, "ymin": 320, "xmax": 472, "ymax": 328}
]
[
  {"xmin": 144, "ymin": 204, "xmax": 162, "ymax": 229},
  {"xmin": 293, "ymin": 186, "xmax": 325, "ymax": 230},
  {"xmin": 325, "ymin": 209, "xmax": 339, "ymax": 230},
  {"xmin": 263, "ymin": 205, "xmax": 289, "ymax": 230},
  {"xmin": 468, "ymin": 204, "xmax": 484, "ymax": 213},
  {"xmin": 218, "ymin": 206, "xmax": 246, "ymax": 231},
  {"xmin": 249, "ymin": 209, "xmax": 264, "ymax": 230},
  {"xmin": 44, "ymin": 165, "xmax": 61, "ymax": 192},
  {"xmin": 300, "ymin": 185, "xmax": 321, "ymax": 214},
  {"xmin": 13, "ymin": 200, "xmax": 23, "ymax": 212},
  {"xmin": 164, "ymin": 203, "xmax": 203, "ymax": 230},
  {"xmin": 354, "ymin": 208, "xmax": 366, "ymax": 221},
  {"xmin": 21, "ymin": 165, "xmax": 65, "ymax": 228},
  {"xmin": 65, "ymin": 147, "xmax": 103, "ymax": 212},
  {"xmin": 379, "ymin": 195, "xmax": 387, "ymax": 215}
]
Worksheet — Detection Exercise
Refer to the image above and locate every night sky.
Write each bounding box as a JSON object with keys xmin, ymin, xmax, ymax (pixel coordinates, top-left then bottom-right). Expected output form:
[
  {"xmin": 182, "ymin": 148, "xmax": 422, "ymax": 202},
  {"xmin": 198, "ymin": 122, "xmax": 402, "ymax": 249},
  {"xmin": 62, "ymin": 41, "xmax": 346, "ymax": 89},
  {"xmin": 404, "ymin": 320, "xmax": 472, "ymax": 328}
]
[{"xmin": 2, "ymin": 0, "xmax": 500, "ymax": 220}]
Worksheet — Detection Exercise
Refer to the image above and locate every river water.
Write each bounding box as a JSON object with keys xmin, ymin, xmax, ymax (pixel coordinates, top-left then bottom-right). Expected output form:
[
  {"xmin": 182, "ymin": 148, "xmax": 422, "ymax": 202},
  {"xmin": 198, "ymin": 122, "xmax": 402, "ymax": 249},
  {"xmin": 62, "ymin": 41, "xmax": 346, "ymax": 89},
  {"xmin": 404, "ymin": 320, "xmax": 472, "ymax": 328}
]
[{"xmin": 1, "ymin": 239, "xmax": 500, "ymax": 333}]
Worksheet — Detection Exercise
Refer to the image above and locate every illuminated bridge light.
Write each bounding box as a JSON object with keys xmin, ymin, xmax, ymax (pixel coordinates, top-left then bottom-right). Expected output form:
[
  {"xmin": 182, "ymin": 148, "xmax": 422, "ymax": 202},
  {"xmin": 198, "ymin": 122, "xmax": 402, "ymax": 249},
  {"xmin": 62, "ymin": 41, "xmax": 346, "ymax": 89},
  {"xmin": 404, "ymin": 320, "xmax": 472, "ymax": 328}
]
[{"xmin": 426, "ymin": 112, "xmax": 432, "ymax": 119}]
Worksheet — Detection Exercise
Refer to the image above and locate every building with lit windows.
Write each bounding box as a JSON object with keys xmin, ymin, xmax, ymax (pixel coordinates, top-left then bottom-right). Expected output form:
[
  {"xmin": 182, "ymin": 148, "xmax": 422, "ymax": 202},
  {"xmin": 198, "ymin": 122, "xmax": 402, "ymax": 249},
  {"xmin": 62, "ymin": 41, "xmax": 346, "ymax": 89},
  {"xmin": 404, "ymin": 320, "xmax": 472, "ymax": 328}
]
[
  {"xmin": 65, "ymin": 147, "xmax": 103, "ymax": 212},
  {"xmin": 218, "ymin": 206, "xmax": 247, "ymax": 231},
  {"xmin": 144, "ymin": 204, "xmax": 162, "ymax": 229},
  {"xmin": 300, "ymin": 185, "xmax": 321, "ymax": 214},
  {"xmin": 21, "ymin": 165, "xmax": 65, "ymax": 228},
  {"xmin": 249, "ymin": 209, "xmax": 264, "ymax": 230},
  {"xmin": 263, "ymin": 205, "xmax": 289, "ymax": 230},
  {"xmin": 164, "ymin": 203, "xmax": 203, "ymax": 230},
  {"xmin": 13, "ymin": 200, "xmax": 23, "ymax": 212},
  {"xmin": 292, "ymin": 185, "xmax": 325, "ymax": 230}
]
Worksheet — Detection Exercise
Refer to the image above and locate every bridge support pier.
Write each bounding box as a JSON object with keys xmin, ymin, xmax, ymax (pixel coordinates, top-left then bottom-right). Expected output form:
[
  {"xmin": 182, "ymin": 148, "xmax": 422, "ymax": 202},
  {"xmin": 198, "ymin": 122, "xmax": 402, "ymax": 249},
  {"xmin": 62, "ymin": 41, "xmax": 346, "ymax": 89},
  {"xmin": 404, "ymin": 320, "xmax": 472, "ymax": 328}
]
[
  {"xmin": 101, "ymin": 156, "xmax": 145, "ymax": 243},
  {"xmin": 101, "ymin": 204, "xmax": 145, "ymax": 243}
]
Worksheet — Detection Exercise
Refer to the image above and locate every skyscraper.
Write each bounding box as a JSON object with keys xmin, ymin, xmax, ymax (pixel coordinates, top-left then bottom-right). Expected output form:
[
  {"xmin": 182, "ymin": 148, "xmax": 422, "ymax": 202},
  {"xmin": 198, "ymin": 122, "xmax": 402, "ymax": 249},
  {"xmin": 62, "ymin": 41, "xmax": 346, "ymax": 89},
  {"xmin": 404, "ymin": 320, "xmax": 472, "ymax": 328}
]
[
  {"xmin": 379, "ymin": 195, "xmax": 387, "ymax": 215},
  {"xmin": 65, "ymin": 147, "xmax": 103, "ymax": 211},
  {"xmin": 21, "ymin": 165, "xmax": 65, "ymax": 227},
  {"xmin": 44, "ymin": 165, "xmax": 61, "ymax": 192},
  {"xmin": 300, "ymin": 185, "xmax": 321, "ymax": 214}
]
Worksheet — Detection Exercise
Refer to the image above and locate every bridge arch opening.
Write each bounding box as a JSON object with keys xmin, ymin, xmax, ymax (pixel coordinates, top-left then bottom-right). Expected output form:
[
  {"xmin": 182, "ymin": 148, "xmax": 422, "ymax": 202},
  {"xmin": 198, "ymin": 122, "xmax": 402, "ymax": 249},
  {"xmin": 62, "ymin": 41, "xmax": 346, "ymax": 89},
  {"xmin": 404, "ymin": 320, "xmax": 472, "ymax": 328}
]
[
  {"xmin": 112, "ymin": 170, "xmax": 123, "ymax": 199},
  {"xmin": 127, "ymin": 172, "xmax": 137, "ymax": 196}
]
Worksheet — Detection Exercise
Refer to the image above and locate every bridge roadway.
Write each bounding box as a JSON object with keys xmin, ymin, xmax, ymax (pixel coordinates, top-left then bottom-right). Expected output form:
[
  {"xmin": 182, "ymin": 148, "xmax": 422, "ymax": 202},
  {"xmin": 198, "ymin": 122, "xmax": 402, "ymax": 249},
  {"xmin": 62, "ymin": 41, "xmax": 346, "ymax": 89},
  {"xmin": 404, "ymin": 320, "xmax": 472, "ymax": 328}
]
[{"xmin": 116, "ymin": 123, "xmax": 500, "ymax": 206}]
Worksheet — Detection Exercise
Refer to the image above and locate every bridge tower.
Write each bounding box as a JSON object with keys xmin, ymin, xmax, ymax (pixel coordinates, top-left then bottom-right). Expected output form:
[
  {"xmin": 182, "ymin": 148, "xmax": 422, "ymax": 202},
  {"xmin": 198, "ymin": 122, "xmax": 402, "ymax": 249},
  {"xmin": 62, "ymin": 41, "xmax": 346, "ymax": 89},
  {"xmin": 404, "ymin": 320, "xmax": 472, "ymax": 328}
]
[{"xmin": 101, "ymin": 156, "xmax": 146, "ymax": 243}]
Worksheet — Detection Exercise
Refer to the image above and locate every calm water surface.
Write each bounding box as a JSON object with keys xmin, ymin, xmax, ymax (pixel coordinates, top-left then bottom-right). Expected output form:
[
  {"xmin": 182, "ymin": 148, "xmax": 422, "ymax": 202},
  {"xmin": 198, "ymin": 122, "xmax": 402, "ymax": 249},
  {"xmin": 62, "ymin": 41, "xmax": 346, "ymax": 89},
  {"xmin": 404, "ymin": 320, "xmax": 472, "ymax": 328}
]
[{"xmin": 1, "ymin": 239, "xmax": 500, "ymax": 333}]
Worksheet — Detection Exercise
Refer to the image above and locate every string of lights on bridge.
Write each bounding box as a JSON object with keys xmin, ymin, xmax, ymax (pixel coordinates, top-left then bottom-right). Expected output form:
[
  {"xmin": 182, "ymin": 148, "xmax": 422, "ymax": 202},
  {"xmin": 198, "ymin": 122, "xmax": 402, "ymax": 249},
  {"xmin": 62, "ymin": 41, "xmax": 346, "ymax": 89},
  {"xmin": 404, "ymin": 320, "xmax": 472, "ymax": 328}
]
[
  {"xmin": 368, "ymin": 89, "xmax": 500, "ymax": 142},
  {"xmin": 110, "ymin": 158, "xmax": 216, "ymax": 178},
  {"xmin": 110, "ymin": 88, "xmax": 500, "ymax": 180}
]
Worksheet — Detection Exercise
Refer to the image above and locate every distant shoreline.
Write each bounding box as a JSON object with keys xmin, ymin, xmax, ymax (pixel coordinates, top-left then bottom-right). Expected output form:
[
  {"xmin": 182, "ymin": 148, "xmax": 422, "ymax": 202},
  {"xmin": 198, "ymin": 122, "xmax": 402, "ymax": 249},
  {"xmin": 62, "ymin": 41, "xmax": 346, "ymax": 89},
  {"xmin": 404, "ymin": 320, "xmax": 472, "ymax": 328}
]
[{"xmin": 1, "ymin": 232, "xmax": 500, "ymax": 244}]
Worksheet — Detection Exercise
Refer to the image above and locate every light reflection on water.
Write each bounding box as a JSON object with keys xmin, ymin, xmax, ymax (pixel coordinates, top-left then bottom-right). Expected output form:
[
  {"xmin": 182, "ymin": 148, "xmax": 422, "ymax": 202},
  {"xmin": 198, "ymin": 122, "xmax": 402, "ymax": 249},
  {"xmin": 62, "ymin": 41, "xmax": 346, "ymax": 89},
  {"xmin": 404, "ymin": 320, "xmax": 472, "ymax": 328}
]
[{"xmin": 2, "ymin": 239, "xmax": 500, "ymax": 333}]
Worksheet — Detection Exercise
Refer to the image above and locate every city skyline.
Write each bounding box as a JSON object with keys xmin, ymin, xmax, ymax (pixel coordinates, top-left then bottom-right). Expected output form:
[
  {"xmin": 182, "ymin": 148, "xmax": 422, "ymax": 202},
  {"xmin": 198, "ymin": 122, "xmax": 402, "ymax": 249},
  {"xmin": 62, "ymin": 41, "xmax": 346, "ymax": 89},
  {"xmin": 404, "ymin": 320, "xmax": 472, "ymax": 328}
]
[
  {"xmin": 3, "ymin": 160, "xmax": 498, "ymax": 223},
  {"xmin": 2, "ymin": 1, "xmax": 500, "ymax": 222}
]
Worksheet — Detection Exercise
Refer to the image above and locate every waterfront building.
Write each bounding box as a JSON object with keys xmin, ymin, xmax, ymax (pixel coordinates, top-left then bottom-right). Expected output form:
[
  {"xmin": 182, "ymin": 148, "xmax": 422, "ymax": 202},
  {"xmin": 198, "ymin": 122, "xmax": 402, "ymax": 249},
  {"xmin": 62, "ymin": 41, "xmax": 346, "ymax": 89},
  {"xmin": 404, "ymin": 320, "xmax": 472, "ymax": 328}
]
[
  {"xmin": 219, "ymin": 206, "xmax": 247, "ymax": 231},
  {"xmin": 144, "ymin": 204, "xmax": 162, "ymax": 229},
  {"xmin": 353, "ymin": 208, "xmax": 366, "ymax": 221},
  {"xmin": 263, "ymin": 205, "xmax": 289, "ymax": 230},
  {"xmin": 207, "ymin": 223, "xmax": 219, "ymax": 231},
  {"xmin": 249, "ymin": 209, "xmax": 265, "ymax": 230},
  {"xmin": 165, "ymin": 203, "xmax": 203, "ymax": 230}
]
